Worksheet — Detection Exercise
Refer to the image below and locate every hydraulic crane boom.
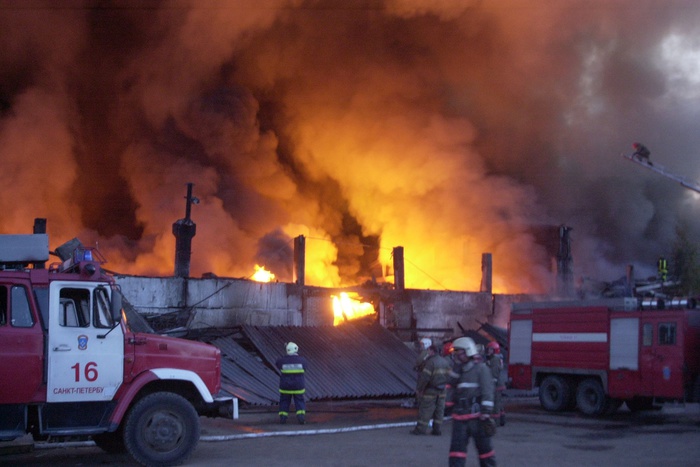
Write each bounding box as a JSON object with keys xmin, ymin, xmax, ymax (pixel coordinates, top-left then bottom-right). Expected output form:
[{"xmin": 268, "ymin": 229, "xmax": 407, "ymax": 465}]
[{"xmin": 622, "ymin": 149, "xmax": 700, "ymax": 194}]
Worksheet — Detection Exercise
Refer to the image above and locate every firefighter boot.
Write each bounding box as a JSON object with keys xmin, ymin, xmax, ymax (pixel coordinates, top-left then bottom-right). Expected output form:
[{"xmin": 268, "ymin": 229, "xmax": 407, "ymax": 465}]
[
  {"xmin": 279, "ymin": 415, "xmax": 287, "ymax": 425},
  {"xmin": 431, "ymin": 423, "xmax": 442, "ymax": 436},
  {"xmin": 297, "ymin": 414, "xmax": 305, "ymax": 425}
]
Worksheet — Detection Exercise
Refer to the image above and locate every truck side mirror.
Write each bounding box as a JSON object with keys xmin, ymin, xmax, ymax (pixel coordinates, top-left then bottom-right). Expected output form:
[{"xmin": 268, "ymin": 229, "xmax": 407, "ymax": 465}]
[{"xmin": 110, "ymin": 287, "xmax": 123, "ymax": 323}]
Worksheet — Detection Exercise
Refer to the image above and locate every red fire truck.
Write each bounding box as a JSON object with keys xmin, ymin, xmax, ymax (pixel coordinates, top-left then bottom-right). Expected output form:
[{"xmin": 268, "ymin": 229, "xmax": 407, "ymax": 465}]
[
  {"xmin": 0, "ymin": 230, "xmax": 231, "ymax": 465},
  {"xmin": 508, "ymin": 298, "xmax": 700, "ymax": 415}
]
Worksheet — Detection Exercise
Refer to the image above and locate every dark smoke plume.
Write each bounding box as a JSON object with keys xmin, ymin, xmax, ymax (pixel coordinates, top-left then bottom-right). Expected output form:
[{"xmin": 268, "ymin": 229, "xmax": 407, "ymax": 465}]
[{"xmin": 2, "ymin": 0, "xmax": 700, "ymax": 293}]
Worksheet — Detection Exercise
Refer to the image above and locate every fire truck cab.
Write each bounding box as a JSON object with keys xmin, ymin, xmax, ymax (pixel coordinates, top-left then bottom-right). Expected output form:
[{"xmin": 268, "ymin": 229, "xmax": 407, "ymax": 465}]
[
  {"xmin": 508, "ymin": 298, "xmax": 700, "ymax": 415},
  {"xmin": 0, "ymin": 232, "xmax": 231, "ymax": 465}
]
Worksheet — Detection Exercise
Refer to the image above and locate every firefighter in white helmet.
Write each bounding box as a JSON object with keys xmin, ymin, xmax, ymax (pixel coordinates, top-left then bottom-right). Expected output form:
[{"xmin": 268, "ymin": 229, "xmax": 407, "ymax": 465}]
[
  {"xmin": 275, "ymin": 342, "xmax": 308, "ymax": 424},
  {"xmin": 414, "ymin": 337, "xmax": 433, "ymax": 372},
  {"xmin": 413, "ymin": 337, "xmax": 433, "ymax": 408},
  {"xmin": 448, "ymin": 337, "xmax": 497, "ymax": 467},
  {"xmin": 410, "ymin": 343, "xmax": 451, "ymax": 435}
]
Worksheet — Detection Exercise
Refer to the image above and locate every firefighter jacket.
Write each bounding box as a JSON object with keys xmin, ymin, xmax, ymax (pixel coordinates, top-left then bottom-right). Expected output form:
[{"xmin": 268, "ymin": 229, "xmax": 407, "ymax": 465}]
[
  {"xmin": 275, "ymin": 354, "xmax": 308, "ymax": 394},
  {"xmin": 450, "ymin": 359, "xmax": 495, "ymax": 419},
  {"xmin": 416, "ymin": 353, "xmax": 451, "ymax": 395}
]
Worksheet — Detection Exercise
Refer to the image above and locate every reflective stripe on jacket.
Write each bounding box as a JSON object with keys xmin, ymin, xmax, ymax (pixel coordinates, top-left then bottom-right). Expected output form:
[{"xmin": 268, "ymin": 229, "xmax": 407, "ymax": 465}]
[
  {"xmin": 450, "ymin": 359, "xmax": 495, "ymax": 415},
  {"xmin": 276, "ymin": 354, "xmax": 308, "ymax": 393}
]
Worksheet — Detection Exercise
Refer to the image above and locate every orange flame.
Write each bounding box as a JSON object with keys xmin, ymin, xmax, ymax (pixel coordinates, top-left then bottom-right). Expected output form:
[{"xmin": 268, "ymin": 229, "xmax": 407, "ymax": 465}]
[
  {"xmin": 252, "ymin": 264, "xmax": 275, "ymax": 282},
  {"xmin": 332, "ymin": 292, "xmax": 376, "ymax": 326}
]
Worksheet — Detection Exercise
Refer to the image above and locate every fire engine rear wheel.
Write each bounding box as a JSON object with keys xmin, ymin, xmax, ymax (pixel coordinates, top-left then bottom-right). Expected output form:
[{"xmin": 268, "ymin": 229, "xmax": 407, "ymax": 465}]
[
  {"xmin": 123, "ymin": 392, "xmax": 200, "ymax": 466},
  {"xmin": 576, "ymin": 378, "xmax": 607, "ymax": 415},
  {"xmin": 539, "ymin": 375, "xmax": 572, "ymax": 412}
]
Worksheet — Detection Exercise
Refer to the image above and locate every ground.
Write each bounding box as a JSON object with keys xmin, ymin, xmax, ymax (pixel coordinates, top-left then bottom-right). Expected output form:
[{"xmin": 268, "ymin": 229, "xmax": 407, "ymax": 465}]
[{"xmin": 2, "ymin": 396, "xmax": 699, "ymax": 466}]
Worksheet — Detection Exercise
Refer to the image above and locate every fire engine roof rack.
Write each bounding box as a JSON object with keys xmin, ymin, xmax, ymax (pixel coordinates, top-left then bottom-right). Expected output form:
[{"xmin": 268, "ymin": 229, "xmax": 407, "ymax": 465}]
[{"xmin": 511, "ymin": 297, "xmax": 639, "ymax": 314}]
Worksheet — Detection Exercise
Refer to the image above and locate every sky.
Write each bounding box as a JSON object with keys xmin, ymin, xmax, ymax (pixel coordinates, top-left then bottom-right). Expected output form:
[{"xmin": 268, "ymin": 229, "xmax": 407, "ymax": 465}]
[{"xmin": 2, "ymin": 0, "xmax": 700, "ymax": 294}]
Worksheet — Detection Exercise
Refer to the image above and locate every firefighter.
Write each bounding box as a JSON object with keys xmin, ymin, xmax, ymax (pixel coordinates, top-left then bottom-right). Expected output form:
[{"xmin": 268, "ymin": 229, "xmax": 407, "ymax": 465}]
[
  {"xmin": 275, "ymin": 342, "xmax": 308, "ymax": 424},
  {"xmin": 632, "ymin": 142, "xmax": 651, "ymax": 163},
  {"xmin": 410, "ymin": 344, "xmax": 451, "ymax": 435},
  {"xmin": 657, "ymin": 256, "xmax": 668, "ymax": 282},
  {"xmin": 485, "ymin": 341, "xmax": 506, "ymax": 426},
  {"xmin": 443, "ymin": 341, "xmax": 456, "ymax": 416},
  {"xmin": 414, "ymin": 337, "xmax": 433, "ymax": 372},
  {"xmin": 448, "ymin": 337, "xmax": 496, "ymax": 467}
]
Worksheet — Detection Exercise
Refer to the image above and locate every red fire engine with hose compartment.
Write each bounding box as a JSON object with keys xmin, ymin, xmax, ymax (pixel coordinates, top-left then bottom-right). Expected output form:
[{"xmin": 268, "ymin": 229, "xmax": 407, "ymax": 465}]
[
  {"xmin": 0, "ymin": 224, "xmax": 232, "ymax": 466},
  {"xmin": 508, "ymin": 297, "xmax": 700, "ymax": 415}
]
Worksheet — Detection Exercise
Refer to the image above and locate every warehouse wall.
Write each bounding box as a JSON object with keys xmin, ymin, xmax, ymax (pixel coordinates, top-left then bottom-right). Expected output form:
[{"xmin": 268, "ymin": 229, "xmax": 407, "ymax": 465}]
[{"xmin": 114, "ymin": 275, "xmax": 531, "ymax": 339}]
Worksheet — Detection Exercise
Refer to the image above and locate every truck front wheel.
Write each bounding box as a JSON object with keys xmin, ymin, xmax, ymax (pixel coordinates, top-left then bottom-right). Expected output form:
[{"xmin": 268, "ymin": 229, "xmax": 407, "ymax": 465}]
[
  {"xmin": 123, "ymin": 392, "xmax": 200, "ymax": 466},
  {"xmin": 539, "ymin": 375, "xmax": 572, "ymax": 412},
  {"xmin": 576, "ymin": 378, "xmax": 607, "ymax": 415}
]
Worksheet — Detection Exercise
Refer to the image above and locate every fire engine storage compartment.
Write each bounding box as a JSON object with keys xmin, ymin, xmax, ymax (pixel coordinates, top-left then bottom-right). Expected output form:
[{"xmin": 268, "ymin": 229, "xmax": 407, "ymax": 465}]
[{"xmin": 508, "ymin": 297, "xmax": 700, "ymax": 415}]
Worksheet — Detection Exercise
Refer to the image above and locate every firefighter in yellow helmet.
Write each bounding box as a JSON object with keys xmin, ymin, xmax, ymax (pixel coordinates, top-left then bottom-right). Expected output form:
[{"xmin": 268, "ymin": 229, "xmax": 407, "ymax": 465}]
[
  {"xmin": 448, "ymin": 337, "xmax": 496, "ymax": 467},
  {"xmin": 275, "ymin": 342, "xmax": 308, "ymax": 424}
]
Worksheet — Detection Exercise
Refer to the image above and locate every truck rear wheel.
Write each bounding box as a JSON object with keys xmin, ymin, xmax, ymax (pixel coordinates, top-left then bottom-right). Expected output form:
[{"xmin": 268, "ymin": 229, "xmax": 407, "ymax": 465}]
[
  {"xmin": 576, "ymin": 378, "xmax": 607, "ymax": 415},
  {"xmin": 123, "ymin": 392, "xmax": 200, "ymax": 466},
  {"xmin": 539, "ymin": 375, "xmax": 572, "ymax": 412}
]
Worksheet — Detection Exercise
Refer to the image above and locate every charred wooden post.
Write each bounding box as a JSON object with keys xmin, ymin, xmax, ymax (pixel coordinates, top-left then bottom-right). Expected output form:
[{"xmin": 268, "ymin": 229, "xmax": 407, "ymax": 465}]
[
  {"xmin": 393, "ymin": 246, "xmax": 405, "ymax": 291},
  {"xmin": 556, "ymin": 225, "xmax": 574, "ymax": 297},
  {"xmin": 33, "ymin": 218, "xmax": 47, "ymax": 269},
  {"xmin": 480, "ymin": 253, "xmax": 492, "ymax": 293},
  {"xmin": 173, "ymin": 183, "xmax": 198, "ymax": 278},
  {"xmin": 294, "ymin": 235, "xmax": 306, "ymax": 285}
]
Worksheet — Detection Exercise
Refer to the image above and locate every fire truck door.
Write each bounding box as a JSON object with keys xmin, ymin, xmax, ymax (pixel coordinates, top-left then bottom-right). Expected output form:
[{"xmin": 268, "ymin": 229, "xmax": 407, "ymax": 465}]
[
  {"xmin": 640, "ymin": 315, "xmax": 684, "ymax": 399},
  {"xmin": 47, "ymin": 282, "xmax": 124, "ymax": 403},
  {"xmin": 0, "ymin": 284, "xmax": 43, "ymax": 404}
]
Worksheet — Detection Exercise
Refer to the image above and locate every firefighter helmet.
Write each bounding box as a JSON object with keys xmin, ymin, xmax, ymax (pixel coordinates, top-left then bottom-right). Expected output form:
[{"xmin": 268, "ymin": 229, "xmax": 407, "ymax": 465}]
[
  {"xmin": 452, "ymin": 337, "xmax": 478, "ymax": 357},
  {"xmin": 420, "ymin": 337, "xmax": 432, "ymax": 350},
  {"xmin": 443, "ymin": 341, "xmax": 454, "ymax": 356},
  {"xmin": 286, "ymin": 342, "xmax": 299, "ymax": 355},
  {"xmin": 486, "ymin": 341, "xmax": 501, "ymax": 354}
]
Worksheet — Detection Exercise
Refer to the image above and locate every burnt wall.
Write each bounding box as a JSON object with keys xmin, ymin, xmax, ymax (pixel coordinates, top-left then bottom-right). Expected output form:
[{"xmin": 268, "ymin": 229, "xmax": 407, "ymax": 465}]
[{"xmin": 114, "ymin": 275, "xmax": 532, "ymax": 339}]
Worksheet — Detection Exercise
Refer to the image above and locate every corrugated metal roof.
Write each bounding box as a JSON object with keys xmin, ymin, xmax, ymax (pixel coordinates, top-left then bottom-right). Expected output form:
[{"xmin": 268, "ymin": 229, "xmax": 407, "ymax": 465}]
[
  {"xmin": 213, "ymin": 322, "xmax": 418, "ymax": 405},
  {"xmin": 212, "ymin": 337, "xmax": 280, "ymax": 406}
]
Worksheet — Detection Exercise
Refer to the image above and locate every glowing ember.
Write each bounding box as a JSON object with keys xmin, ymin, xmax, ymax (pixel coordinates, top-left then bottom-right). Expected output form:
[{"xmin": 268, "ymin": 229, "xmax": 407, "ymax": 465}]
[
  {"xmin": 332, "ymin": 292, "xmax": 376, "ymax": 326},
  {"xmin": 252, "ymin": 265, "xmax": 275, "ymax": 283}
]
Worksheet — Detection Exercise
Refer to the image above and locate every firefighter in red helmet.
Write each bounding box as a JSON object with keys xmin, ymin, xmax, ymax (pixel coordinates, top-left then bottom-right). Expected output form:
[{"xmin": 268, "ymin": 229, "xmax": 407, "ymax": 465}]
[{"xmin": 485, "ymin": 341, "xmax": 506, "ymax": 426}]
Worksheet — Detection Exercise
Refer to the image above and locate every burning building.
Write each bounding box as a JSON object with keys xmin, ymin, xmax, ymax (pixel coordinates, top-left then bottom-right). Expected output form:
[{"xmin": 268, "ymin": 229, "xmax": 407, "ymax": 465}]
[{"xmin": 3, "ymin": 2, "xmax": 700, "ymax": 299}]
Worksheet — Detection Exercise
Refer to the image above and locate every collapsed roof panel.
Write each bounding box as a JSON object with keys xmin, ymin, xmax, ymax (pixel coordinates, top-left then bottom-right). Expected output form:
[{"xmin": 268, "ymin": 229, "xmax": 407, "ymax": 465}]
[{"xmin": 213, "ymin": 322, "xmax": 418, "ymax": 405}]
